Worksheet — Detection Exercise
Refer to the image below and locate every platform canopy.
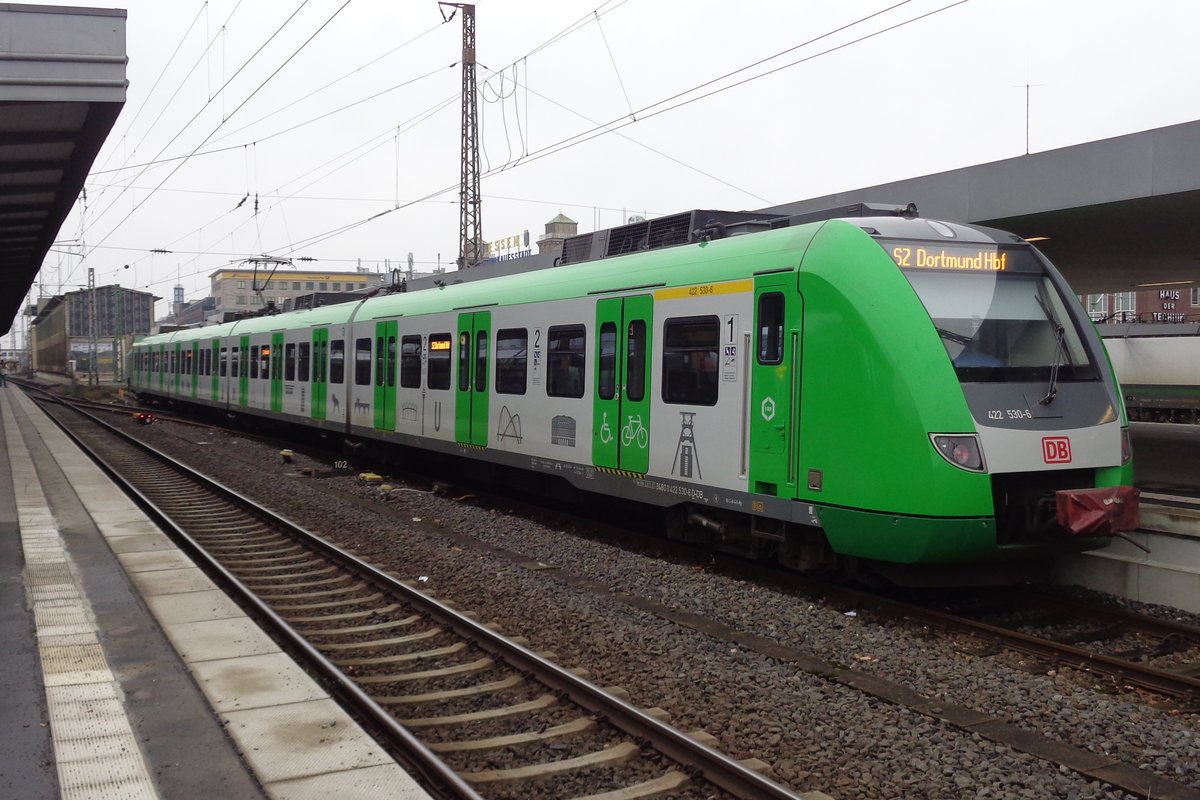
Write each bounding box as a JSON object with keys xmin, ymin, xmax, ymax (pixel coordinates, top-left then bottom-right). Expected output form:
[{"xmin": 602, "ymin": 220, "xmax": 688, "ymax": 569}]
[
  {"xmin": 0, "ymin": 3, "xmax": 127, "ymax": 336},
  {"xmin": 761, "ymin": 120, "xmax": 1200, "ymax": 295}
]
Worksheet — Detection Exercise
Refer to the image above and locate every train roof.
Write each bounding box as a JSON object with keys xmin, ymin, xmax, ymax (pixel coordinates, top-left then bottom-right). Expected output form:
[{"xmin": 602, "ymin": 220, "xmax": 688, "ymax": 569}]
[{"xmin": 133, "ymin": 210, "xmax": 1033, "ymax": 347}]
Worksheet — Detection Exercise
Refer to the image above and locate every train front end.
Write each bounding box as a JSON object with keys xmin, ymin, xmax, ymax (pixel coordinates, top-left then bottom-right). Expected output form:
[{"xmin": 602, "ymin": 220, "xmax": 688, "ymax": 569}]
[{"xmin": 796, "ymin": 217, "xmax": 1136, "ymax": 573}]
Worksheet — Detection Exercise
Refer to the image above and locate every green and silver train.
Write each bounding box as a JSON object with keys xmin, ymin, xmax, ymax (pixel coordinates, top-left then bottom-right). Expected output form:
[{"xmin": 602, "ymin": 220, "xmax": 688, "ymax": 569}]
[{"xmin": 130, "ymin": 208, "xmax": 1137, "ymax": 581}]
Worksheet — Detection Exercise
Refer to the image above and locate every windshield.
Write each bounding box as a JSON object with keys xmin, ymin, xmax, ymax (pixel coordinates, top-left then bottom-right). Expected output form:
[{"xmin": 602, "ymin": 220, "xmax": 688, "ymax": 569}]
[{"xmin": 884, "ymin": 240, "xmax": 1099, "ymax": 383}]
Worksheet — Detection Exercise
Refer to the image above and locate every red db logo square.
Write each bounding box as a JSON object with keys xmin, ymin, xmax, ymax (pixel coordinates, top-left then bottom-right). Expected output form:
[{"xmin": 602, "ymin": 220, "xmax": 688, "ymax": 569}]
[{"xmin": 1042, "ymin": 436, "xmax": 1072, "ymax": 464}]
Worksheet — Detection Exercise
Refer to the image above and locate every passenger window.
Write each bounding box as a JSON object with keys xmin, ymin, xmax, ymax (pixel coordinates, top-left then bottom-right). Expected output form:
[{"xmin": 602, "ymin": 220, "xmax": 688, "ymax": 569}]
[
  {"xmin": 598, "ymin": 322, "xmax": 616, "ymax": 400},
  {"xmin": 386, "ymin": 336, "xmax": 396, "ymax": 388},
  {"xmin": 354, "ymin": 338, "xmax": 371, "ymax": 385},
  {"xmin": 285, "ymin": 343, "xmax": 296, "ymax": 381},
  {"xmin": 260, "ymin": 345, "xmax": 270, "ymax": 379},
  {"xmin": 458, "ymin": 332, "xmax": 471, "ymax": 391},
  {"xmin": 428, "ymin": 333, "xmax": 452, "ymax": 390},
  {"xmin": 375, "ymin": 336, "xmax": 385, "ymax": 387},
  {"xmin": 495, "ymin": 328, "xmax": 527, "ymax": 395},
  {"xmin": 757, "ymin": 293, "xmax": 785, "ymax": 364},
  {"xmin": 298, "ymin": 342, "xmax": 310, "ymax": 383},
  {"xmin": 231, "ymin": 348, "xmax": 239, "ymax": 378},
  {"xmin": 241, "ymin": 348, "xmax": 249, "ymax": 378},
  {"xmin": 220, "ymin": 348, "xmax": 228, "ymax": 377},
  {"xmin": 627, "ymin": 320, "xmax": 646, "ymax": 402},
  {"xmin": 250, "ymin": 346, "xmax": 260, "ymax": 379},
  {"xmin": 662, "ymin": 316, "xmax": 719, "ymax": 406},
  {"xmin": 475, "ymin": 330, "xmax": 488, "ymax": 392},
  {"xmin": 330, "ymin": 339, "xmax": 345, "ymax": 384},
  {"xmin": 400, "ymin": 335, "xmax": 421, "ymax": 388},
  {"xmin": 547, "ymin": 325, "xmax": 585, "ymax": 398}
]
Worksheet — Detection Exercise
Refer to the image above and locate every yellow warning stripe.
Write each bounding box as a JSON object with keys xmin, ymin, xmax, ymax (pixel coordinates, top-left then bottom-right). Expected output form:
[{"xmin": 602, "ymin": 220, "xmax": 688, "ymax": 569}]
[
  {"xmin": 654, "ymin": 279, "xmax": 752, "ymax": 301},
  {"xmin": 595, "ymin": 466, "xmax": 644, "ymax": 478}
]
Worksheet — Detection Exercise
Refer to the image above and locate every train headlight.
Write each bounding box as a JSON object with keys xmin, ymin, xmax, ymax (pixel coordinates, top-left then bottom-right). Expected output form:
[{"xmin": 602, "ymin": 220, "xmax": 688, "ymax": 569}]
[
  {"xmin": 1121, "ymin": 426, "xmax": 1132, "ymax": 464},
  {"xmin": 931, "ymin": 434, "xmax": 985, "ymax": 472}
]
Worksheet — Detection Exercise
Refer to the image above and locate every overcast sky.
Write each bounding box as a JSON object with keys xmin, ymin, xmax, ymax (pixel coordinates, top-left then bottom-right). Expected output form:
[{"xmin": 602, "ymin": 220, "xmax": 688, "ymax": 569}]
[{"xmin": 13, "ymin": 0, "xmax": 1200, "ymax": 336}]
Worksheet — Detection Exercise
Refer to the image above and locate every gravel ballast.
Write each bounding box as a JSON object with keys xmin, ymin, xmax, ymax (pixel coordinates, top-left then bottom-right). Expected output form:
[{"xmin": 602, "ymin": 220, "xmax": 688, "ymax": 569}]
[{"xmin": 123, "ymin": 416, "xmax": 1197, "ymax": 799}]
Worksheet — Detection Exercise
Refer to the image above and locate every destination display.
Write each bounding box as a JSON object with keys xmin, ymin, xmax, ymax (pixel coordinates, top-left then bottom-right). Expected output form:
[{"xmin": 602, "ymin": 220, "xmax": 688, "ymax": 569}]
[{"xmin": 881, "ymin": 240, "xmax": 1041, "ymax": 274}]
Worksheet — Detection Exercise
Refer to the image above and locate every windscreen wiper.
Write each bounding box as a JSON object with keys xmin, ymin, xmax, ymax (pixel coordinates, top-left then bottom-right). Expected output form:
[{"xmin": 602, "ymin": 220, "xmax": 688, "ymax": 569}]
[
  {"xmin": 936, "ymin": 327, "xmax": 973, "ymax": 346},
  {"xmin": 1034, "ymin": 294, "xmax": 1067, "ymax": 405}
]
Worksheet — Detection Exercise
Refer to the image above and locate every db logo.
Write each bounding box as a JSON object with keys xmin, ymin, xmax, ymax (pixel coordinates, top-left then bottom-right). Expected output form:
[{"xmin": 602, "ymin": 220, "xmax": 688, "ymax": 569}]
[{"xmin": 1042, "ymin": 436, "xmax": 1072, "ymax": 464}]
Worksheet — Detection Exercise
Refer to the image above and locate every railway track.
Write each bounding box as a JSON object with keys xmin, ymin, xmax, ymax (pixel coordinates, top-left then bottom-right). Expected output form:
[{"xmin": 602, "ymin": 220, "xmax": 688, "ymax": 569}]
[{"xmin": 32, "ymin": 391, "xmax": 811, "ymax": 800}]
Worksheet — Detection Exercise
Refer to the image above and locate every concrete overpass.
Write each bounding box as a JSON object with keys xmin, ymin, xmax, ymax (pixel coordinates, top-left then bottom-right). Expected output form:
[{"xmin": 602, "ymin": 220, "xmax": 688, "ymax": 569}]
[
  {"xmin": 761, "ymin": 120, "xmax": 1200, "ymax": 295},
  {"xmin": 0, "ymin": 3, "xmax": 127, "ymax": 336}
]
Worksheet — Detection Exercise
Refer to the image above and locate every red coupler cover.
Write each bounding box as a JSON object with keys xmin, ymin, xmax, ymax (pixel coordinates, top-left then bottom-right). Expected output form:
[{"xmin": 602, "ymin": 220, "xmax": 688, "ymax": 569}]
[{"xmin": 1055, "ymin": 486, "xmax": 1140, "ymax": 536}]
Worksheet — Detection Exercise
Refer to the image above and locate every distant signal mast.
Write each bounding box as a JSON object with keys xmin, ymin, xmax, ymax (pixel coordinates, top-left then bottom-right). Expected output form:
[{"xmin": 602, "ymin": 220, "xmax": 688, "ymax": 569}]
[{"xmin": 439, "ymin": 2, "xmax": 481, "ymax": 269}]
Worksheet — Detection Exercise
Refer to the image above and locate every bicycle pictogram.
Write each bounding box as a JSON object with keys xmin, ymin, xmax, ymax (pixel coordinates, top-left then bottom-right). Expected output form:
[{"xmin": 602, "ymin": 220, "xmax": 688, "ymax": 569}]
[{"xmin": 621, "ymin": 414, "xmax": 648, "ymax": 449}]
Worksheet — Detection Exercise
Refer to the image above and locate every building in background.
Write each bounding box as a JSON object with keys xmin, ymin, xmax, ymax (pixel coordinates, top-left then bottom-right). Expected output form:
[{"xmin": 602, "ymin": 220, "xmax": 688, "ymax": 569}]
[
  {"xmin": 206, "ymin": 267, "xmax": 389, "ymax": 320},
  {"xmin": 30, "ymin": 285, "xmax": 156, "ymax": 377},
  {"xmin": 1083, "ymin": 287, "xmax": 1199, "ymax": 324}
]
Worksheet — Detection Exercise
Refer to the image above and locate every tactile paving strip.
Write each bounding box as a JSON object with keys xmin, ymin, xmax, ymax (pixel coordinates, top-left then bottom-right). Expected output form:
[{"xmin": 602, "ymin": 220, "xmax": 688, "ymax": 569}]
[{"xmin": 2, "ymin": 397, "xmax": 159, "ymax": 800}]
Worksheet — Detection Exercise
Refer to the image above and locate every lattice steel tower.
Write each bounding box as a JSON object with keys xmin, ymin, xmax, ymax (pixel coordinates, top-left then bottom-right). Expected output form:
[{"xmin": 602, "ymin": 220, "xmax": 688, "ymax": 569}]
[{"xmin": 441, "ymin": 3, "xmax": 481, "ymax": 268}]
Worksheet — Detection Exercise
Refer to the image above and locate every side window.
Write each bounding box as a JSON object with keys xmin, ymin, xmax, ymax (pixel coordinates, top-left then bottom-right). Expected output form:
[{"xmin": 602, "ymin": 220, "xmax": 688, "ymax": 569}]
[
  {"xmin": 627, "ymin": 320, "xmax": 646, "ymax": 402},
  {"xmin": 250, "ymin": 346, "xmax": 260, "ymax": 379},
  {"xmin": 230, "ymin": 347, "xmax": 239, "ymax": 378},
  {"xmin": 220, "ymin": 347, "xmax": 228, "ymax": 377},
  {"xmin": 260, "ymin": 345, "xmax": 270, "ymax": 379},
  {"xmin": 598, "ymin": 322, "xmax": 616, "ymax": 400},
  {"xmin": 170, "ymin": 350, "xmax": 177, "ymax": 374},
  {"xmin": 330, "ymin": 339, "xmax": 345, "ymax": 384},
  {"xmin": 547, "ymin": 325, "xmax": 585, "ymax": 398},
  {"xmin": 662, "ymin": 316, "xmax": 719, "ymax": 406},
  {"xmin": 285, "ymin": 343, "xmax": 296, "ymax": 381},
  {"xmin": 428, "ymin": 333, "xmax": 452, "ymax": 390},
  {"xmin": 757, "ymin": 293, "xmax": 784, "ymax": 364},
  {"xmin": 458, "ymin": 331, "xmax": 471, "ymax": 391},
  {"xmin": 400, "ymin": 335, "xmax": 421, "ymax": 388},
  {"xmin": 354, "ymin": 337, "xmax": 371, "ymax": 385},
  {"xmin": 474, "ymin": 330, "xmax": 488, "ymax": 392},
  {"xmin": 298, "ymin": 342, "xmax": 311, "ymax": 382},
  {"xmin": 375, "ymin": 335, "xmax": 385, "ymax": 387},
  {"xmin": 495, "ymin": 328, "xmax": 527, "ymax": 395},
  {"xmin": 386, "ymin": 335, "xmax": 396, "ymax": 387}
]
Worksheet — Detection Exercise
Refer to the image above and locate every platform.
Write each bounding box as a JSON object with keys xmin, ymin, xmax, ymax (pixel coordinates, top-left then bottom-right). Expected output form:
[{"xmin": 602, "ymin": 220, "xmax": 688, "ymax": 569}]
[{"xmin": 0, "ymin": 385, "xmax": 431, "ymax": 799}]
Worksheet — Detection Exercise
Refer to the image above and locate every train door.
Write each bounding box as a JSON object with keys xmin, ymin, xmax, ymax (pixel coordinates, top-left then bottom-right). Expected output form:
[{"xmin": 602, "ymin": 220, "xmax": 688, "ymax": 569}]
[
  {"xmin": 209, "ymin": 339, "xmax": 220, "ymax": 402},
  {"xmin": 748, "ymin": 276, "xmax": 802, "ymax": 497},
  {"xmin": 270, "ymin": 332, "xmax": 284, "ymax": 412},
  {"xmin": 173, "ymin": 343, "xmax": 182, "ymax": 396},
  {"xmin": 312, "ymin": 328, "xmax": 328, "ymax": 421},
  {"xmin": 373, "ymin": 321, "xmax": 397, "ymax": 431},
  {"xmin": 592, "ymin": 295, "xmax": 653, "ymax": 474},
  {"xmin": 237, "ymin": 336, "xmax": 249, "ymax": 407},
  {"xmin": 190, "ymin": 342, "xmax": 199, "ymax": 399},
  {"xmin": 455, "ymin": 311, "xmax": 491, "ymax": 447}
]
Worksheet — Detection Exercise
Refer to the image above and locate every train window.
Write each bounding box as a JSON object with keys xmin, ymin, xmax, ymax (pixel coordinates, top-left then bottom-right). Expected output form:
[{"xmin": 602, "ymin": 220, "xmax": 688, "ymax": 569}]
[
  {"xmin": 400, "ymin": 335, "xmax": 421, "ymax": 388},
  {"xmin": 330, "ymin": 339, "xmax": 345, "ymax": 384},
  {"xmin": 757, "ymin": 293, "xmax": 784, "ymax": 365},
  {"xmin": 354, "ymin": 338, "xmax": 371, "ymax": 385},
  {"xmin": 170, "ymin": 351, "xmax": 177, "ymax": 374},
  {"xmin": 386, "ymin": 336, "xmax": 396, "ymax": 388},
  {"xmin": 627, "ymin": 320, "xmax": 646, "ymax": 402},
  {"xmin": 250, "ymin": 346, "xmax": 260, "ymax": 379},
  {"xmin": 186, "ymin": 350, "xmax": 194, "ymax": 376},
  {"xmin": 231, "ymin": 348, "xmax": 239, "ymax": 378},
  {"xmin": 298, "ymin": 342, "xmax": 311, "ymax": 382},
  {"xmin": 458, "ymin": 332, "xmax": 471, "ymax": 391},
  {"xmin": 495, "ymin": 328, "xmax": 527, "ymax": 395},
  {"xmin": 260, "ymin": 346, "xmax": 270, "ymax": 379},
  {"xmin": 241, "ymin": 348, "xmax": 249, "ymax": 378},
  {"xmin": 662, "ymin": 316, "xmax": 719, "ymax": 406},
  {"xmin": 220, "ymin": 348, "xmax": 228, "ymax": 377},
  {"xmin": 375, "ymin": 336, "xmax": 385, "ymax": 387},
  {"xmin": 428, "ymin": 334, "xmax": 452, "ymax": 389},
  {"xmin": 316, "ymin": 340, "xmax": 327, "ymax": 383},
  {"xmin": 598, "ymin": 323, "xmax": 616, "ymax": 400},
  {"xmin": 285, "ymin": 343, "xmax": 296, "ymax": 381},
  {"xmin": 475, "ymin": 331, "xmax": 488, "ymax": 392},
  {"xmin": 547, "ymin": 325, "xmax": 585, "ymax": 399}
]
